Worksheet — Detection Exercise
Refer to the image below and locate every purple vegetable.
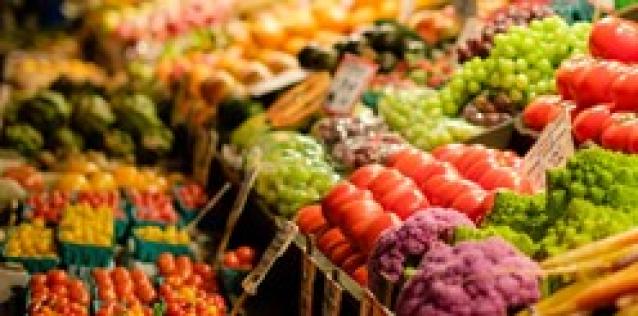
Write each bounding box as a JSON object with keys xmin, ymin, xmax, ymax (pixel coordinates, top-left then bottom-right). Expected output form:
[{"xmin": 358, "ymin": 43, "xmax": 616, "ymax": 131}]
[
  {"xmin": 396, "ymin": 238, "xmax": 541, "ymax": 316},
  {"xmin": 367, "ymin": 208, "xmax": 475, "ymax": 293}
]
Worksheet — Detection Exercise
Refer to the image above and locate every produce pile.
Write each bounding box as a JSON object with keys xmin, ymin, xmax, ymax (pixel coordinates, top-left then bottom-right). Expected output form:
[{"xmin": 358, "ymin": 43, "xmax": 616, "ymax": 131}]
[{"xmin": 3, "ymin": 87, "xmax": 173, "ymax": 161}]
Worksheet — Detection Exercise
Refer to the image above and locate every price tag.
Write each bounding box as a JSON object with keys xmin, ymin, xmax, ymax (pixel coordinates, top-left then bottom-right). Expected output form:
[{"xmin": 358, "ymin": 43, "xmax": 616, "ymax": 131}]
[
  {"xmin": 0, "ymin": 267, "xmax": 28, "ymax": 303},
  {"xmin": 242, "ymin": 221, "xmax": 298, "ymax": 295},
  {"xmin": 249, "ymin": 69, "xmax": 308, "ymax": 97},
  {"xmin": 399, "ymin": 0, "xmax": 415, "ymax": 23},
  {"xmin": 322, "ymin": 272, "xmax": 343, "ymax": 316},
  {"xmin": 192, "ymin": 127, "xmax": 218, "ymax": 187},
  {"xmin": 324, "ymin": 54, "xmax": 378, "ymax": 116},
  {"xmin": 522, "ymin": 107, "xmax": 574, "ymax": 190},
  {"xmin": 299, "ymin": 251, "xmax": 317, "ymax": 316}
]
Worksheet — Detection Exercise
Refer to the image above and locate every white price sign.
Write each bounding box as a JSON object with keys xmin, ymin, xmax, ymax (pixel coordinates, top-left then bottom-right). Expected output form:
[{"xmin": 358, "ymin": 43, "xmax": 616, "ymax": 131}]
[
  {"xmin": 324, "ymin": 54, "xmax": 378, "ymax": 116},
  {"xmin": 523, "ymin": 107, "xmax": 574, "ymax": 190}
]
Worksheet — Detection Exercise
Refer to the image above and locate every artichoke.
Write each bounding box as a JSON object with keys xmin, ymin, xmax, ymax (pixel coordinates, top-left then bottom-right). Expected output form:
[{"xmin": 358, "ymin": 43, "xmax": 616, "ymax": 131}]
[
  {"xmin": 18, "ymin": 90, "xmax": 71, "ymax": 131},
  {"xmin": 4, "ymin": 124, "xmax": 44, "ymax": 156},
  {"xmin": 112, "ymin": 94, "xmax": 161, "ymax": 136},
  {"xmin": 72, "ymin": 94, "xmax": 115, "ymax": 135}
]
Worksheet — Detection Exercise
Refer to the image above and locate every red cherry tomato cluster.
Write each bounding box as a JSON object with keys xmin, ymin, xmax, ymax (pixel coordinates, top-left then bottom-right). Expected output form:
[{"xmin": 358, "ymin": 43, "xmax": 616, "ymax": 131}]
[
  {"xmin": 156, "ymin": 253, "xmax": 225, "ymax": 316},
  {"xmin": 522, "ymin": 96, "xmax": 574, "ymax": 131},
  {"xmin": 295, "ymin": 204, "xmax": 373, "ymax": 286},
  {"xmin": 590, "ymin": 17, "xmax": 638, "ymax": 64},
  {"xmin": 223, "ymin": 246, "xmax": 256, "ymax": 270},
  {"xmin": 176, "ymin": 183, "xmax": 207, "ymax": 210},
  {"xmin": 26, "ymin": 191, "xmax": 71, "ymax": 223},
  {"xmin": 76, "ymin": 190, "xmax": 126, "ymax": 219},
  {"xmin": 573, "ymin": 106, "xmax": 638, "ymax": 153},
  {"xmin": 93, "ymin": 267, "xmax": 156, "ymax": 316},
  {"xmin": 556, "ymin": 56, "xmax": 638, "ymax": 112},
  {"xmin": 130, "ymin": 190, "xmax": 179, "ymax": 224},
  {"xmin": 28, "ymin": 270, "xmax": 89, "ymax": 316}
]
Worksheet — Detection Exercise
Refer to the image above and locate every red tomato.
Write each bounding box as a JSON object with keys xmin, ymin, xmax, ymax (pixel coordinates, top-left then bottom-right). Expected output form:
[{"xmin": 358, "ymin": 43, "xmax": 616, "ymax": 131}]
[
  {"xmin": 130, "ymin": 268, "xmax": 147, "ymax": 283},
  {"xmin": 390, "ymin": 150, "xmax": 434, "ymax": 180},
  {"xmin": 158, "ymin": 253, "xmax": 176, "ymax": 276},
  {"xmin": 351, "ymin": 266, "xmax": 368, "ymax": 286},
  {"xmin": 223, "ymin": 252, "xmax": 241, "ymax": 269},
  {"xmin": 556, "ymin": 57, "xmax": 589, "ymax": 100},
  {"xmin": 385, "ymin": 148, "xmax": 415, "ymax": 167},
  {"xmin": 522, "ymin": 95, "xmax": 563, "ymax": 131},
  {"xmin": 574, "ymin": 61, "xmax": 625, "ymax": 108},
  {"xmin": 611, "ymin": 70, "xmax": 638, "ymax": 112},
  {"xmin": 317, "ymin": 228, "xmax": 347, "ymax": 253},
  {"xmin": 326, "ymin": 195, "xmax": 383, "ymax": 226},
  {"xmin": 30, "ymin": 274, "xmax": 47, "ymax": 288},
  {"xmin": 439, "ymin": 179, "xmax": 480, "ymax": 206},
  {"xmin": 322, "ymin": 181, "xmax": 358, "ymax": 212},
  {"xmin": 572, "ymin": 104, "xmax": 613, "ymax": 143},
  {"xmin": 601, "ymin": 116, "xmax": 636, "ymax": 152},
  {"xmin": 626, "ymin": 124, "xmax": 638, "ymax": 154},
  {"xmin": 348, "ymin": 164, "xmax": 385, "ymax": 188},
  {"xmin": 463, "ymin": 158, "xmax": 499, "ymax": 182},
  {"xmin": 477, "ymin": 167, "xmax": 513, "ymax": 191},
  {"xmin": 341, "ymin": 253, "xmax": 365, "ymax": 275},
  {"xmin": 421, "ymin": 173, "xmax": 461, "ymax": 207},
  {"xmin": 329, "ymin": 243, "xmax": 354, "ymax": 266},
  {"xmin": 389, "ymin": 188, "xmax": 428, "ymax": 220},
  {"xmin": 47, "ymin": 270, "xmax": 68, "ymax": 287},
  {"xmin": 359, "ymin": 212, "xmax": 401, "ymax": 254},
  {"xmin": 99, "ymin": 288, "xmax": 117, "ymax": 302},
  {"xmin": 193, "ymin": 263, "xmax": 214, "ymax": 279},
  {"xmin": 368, "ymin": 169, "xmax": 408, "ymax": 198},
  {"xmin": 454, "ymin": 145, "xmax": 491, "ymax": 173},
  {"xmin": 451, "ymin": 189, "xmax": 488, "ymax": 222},
  {"xmin": 412, "ymin": 161, "xmax": 458, "ymax": 187},
  {"xmin": 296, "ymin": 204, "xmax": 328, "ymax": 234},
  {"xmin": 341, "ymin": 200, "xmax": 385, "ymax": 235},
  {"xmin": 378, "ymin": 181, "xmax": 412, "ymax": 210},
  {"xmin": 431, "ymin": 144, "xmax": 468, "ymax": 165},
  {"xmin": 235, "ymin": 246, "xmax": 256, "ymax": 264},
  {"xmin": 590, "ymin": 17, "xmax": 638, "ymax": 63}
]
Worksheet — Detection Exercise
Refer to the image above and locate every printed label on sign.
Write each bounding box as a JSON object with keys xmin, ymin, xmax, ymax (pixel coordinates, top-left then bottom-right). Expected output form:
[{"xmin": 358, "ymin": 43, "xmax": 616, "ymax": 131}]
[
  {"xmin": 523, "ymin": 107, "xmax": 574, "ymax": 190},
  {"xmin": 324, "ymin": 54, "xmax": 378, "ymax": 116},
  {"xmin": 242, "ymin": 221, "xmax": 298, "ymax": 295},
  {"xmin": 322, "ymin": 273, "xmax": 343, "ymax": 316},
  {"xmin": 300, "ymin": 253, "xmax": 317, "ymax": 316}
]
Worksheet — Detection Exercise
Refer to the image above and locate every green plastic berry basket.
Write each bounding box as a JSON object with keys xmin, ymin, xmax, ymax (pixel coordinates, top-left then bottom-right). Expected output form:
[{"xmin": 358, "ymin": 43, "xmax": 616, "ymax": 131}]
[
  {"xmin": 3, "ymin": 255, "xmax": 59, "ymax": 274},
  {"xmin": 59, "ymin": 242, "xmax": 114, "ymax": 268},
  {"xmin": 131, "ymin": 234, "xmax": 191, "ymax": 263},
  {"xmin": 219, "ymin": 267, "xmax": 249, "ymax": 298},
  {"xmin": 171, "ymin": 186, "xmax": 204, "ymax": 225}
]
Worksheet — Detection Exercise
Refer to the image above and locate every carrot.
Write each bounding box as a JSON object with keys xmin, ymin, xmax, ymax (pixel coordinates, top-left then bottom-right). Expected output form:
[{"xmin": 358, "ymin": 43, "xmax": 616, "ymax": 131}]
[
  {"xmin": 532, "ymin": 279, "xmax": 596, "ymax": 315},
  {"xmin": 542, "ymin": 244, "xmax": 638, "ymax": 277},
  {"xmin": 572, "ymin": 263, "xmax": 638, "ymax": 311},
  {"xmin": 542, "ymin": 229, "xmax": 638, "ymax": 268}
]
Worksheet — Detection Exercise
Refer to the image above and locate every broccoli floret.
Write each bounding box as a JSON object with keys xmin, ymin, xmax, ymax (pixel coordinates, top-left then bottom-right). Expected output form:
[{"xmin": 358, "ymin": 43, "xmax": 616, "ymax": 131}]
[
  {"xmin": 485, "ymin": 191, "xmax": 548, "ymax": 241},
  {"xmin": 454, "ymin": 225, "xmax": 538, "ymax": 257}
]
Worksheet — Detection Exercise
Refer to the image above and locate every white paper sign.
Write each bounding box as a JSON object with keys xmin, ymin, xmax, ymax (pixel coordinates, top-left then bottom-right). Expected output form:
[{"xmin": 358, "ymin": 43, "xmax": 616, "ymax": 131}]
[{"xmin": 324, "ymin": 54, "xmax": 378, "ymax": 116}]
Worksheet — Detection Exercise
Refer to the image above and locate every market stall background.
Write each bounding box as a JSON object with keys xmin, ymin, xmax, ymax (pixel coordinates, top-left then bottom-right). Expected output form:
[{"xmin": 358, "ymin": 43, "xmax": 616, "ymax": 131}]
[{"xmin": 2, "ymin": 0, "xmax": 638, "ymax": 315}]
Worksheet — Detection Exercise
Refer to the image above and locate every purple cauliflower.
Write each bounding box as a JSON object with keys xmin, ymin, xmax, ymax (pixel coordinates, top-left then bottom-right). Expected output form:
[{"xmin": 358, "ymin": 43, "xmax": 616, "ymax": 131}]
[
  {"xmin": 396, "ymin": 237, "xmax": 541, "ymax": 316},
  {"xmin": 367, "ymin": 208, "xmax": 475, "ymax": 293}
]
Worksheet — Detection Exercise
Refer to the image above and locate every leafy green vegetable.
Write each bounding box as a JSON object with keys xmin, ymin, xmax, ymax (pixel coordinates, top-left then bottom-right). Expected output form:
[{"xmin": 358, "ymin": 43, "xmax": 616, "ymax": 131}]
[
  {"xmin": 486, "ymin": 191, "xmax": 548, "ymax": 241},
  {"xmin": 454, "ymin": 225, "xmax": 538, "ymax": 256}
]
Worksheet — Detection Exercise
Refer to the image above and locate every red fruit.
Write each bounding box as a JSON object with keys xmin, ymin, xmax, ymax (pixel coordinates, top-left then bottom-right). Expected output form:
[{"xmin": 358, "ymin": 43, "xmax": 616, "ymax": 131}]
[
  {"xmin": 351, "ymin": 266, "xmax": 368, "ymax": 286},
  {"xmin": 322, "ymin": 182, "xmax": 357, "ymax": 211},
  {"xmin": 223, "ymin": 252, "xmax": 240, "ymax": 269},
  {"xmin": 590, "ymin": 17, "xmax": 638, "ymax": 63},
  {"xmin": 463, "ymin": 158, "xmax": 498, "ymax": 182},
  {"xmin": 341, "ymin": 199, "xmax": 384, "ymax": 230},
  {"xmin": 330, "ymin": 195, "xmax": 378, "ymax": 228},
  {"xmin": 477, "ymin": 167, "xmax": 515, "ymax": 191},
  {"xmin": 431, "ymin": 144, "xmax": 468, "ymax": 165},
  {"xmin": 611, "ymin": 70, "xmax": 638, "ymax": 112},
  {"xmin": 368, "ymin": 169, "xmax": 407, "ymax": 198},
  {"xmin": 572, "ymin": 104, "xmax": 613, "ymax": 143},
  {"xmin": 412, "ymin": 161, "xmax": 457, "ymax": 187},
  {"xmin": 522, "ymin": 95, "xmax": 563, "ymax": 131},
  {"xmin": 317, "ymin": 228, "xmax": 347, "ymax": 254},
  {"xmin": 349, "ymin": 164, "xmax": 385, "ymax": 188},
  {"xmin": 450, "ymin": 189, "xmax": 488, "ymax": 222},
  {"xmin": 236, "ymin": 246, "xmax": 256, "ymax": 264},
  {"xmin": 296, "ymin": 204, "xmax": 328, "ymax": 235},
  {"xmin": 158, "ymin": 253, "xmax": 176, "ymax": 276},
  {"xmin": 574, "ymin": 62, "xmax": 625, "ymax": 108},
  {"xmin": 389, "ymin": 189, "xmax": 428, "ymax": 220},
  {"xmin": 359, "ymin": 212, "xmax": 401, "ymax": 254},
  {"xmin": 47, "ymin": 270, "xmax": 68, "ymax": 287},
  {"xmin": 390, "ymin": 150, "xmax": 434, "ymax": 180},
  {"xmin": 341, "ymin": 253, "xmax": 365, "ymax": 274},
  {"xmin": 30, "ymin": 274, "xmax": 47, "ymax": 288},
  {"xmin": 601, "ymin": 116, "xmax": 636, "ymax": 152},
  {"xmin": 454, "ymin": 145, "xmax": 488, "ymax": 172},
  {"xmin": 627, "ymin": 124, "xmax": 638, "ymax": 154},
  {"xmin": 329, "ymin": 243, "xmax": 354, "ymax": 266},
  {"xmin": 378, "ymin": 181, "xmax": 413, "ymax": 210},
  {"xmin": 556, "ymin": 57, "xmax": 589, "ymax": 100},
  {"xmin": 421, "ymin": 173, "xmax": 461, "ymax": 207}
]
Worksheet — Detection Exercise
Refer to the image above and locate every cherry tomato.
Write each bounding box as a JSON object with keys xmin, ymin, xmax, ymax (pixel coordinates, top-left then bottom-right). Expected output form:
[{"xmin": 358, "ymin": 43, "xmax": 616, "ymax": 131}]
[
  {"xmin": 235, "ymin": 246, "xmax": 256, "ymax": 264},
  {"xmin": 317, "ymin": 228, "xmax": 347, "ymax": 254},
  {"xmin": 47, "ymin": 270, "xmax": 68, "ymax": 287},
  {"xmin": 296, "ymin": 204, "xmax": 328, "ymax": 235},
  {"xmin": 158, "ymin": 253, "xmax": 176, "ymax": 276},
  {"xmin": 175, "ymin": 256, "xmax": 193, "ymax": 278},
  {"xmin": 223, "ymin": 252, "xmax": 241, "ymax": 269}
]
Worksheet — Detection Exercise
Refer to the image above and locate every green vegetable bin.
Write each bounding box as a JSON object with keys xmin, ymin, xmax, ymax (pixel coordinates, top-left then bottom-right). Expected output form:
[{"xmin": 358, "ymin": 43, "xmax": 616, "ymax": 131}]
[
  {"xmin": 3, "ymin": 255, "xmax": 59, "ymax": 274},
  {"xmin": 131, "ymin": 234, "xmax": 191, "ymax": 263},
  {"xmin": 59, "ymin": 242, "xmax": 114, "ymax": 268}
]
